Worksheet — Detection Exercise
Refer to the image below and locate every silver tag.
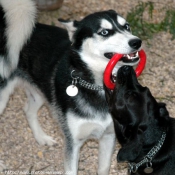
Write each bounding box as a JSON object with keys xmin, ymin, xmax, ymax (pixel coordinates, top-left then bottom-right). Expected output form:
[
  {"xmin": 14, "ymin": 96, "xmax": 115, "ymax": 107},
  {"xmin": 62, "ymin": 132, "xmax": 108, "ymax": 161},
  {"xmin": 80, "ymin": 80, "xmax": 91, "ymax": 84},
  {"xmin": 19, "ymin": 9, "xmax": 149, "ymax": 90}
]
[
  {"xmin": 66, "ymin": 85, "xmax": 78, "ymax": 96},
  {"xmin": 144, "ymin": 167, "xmax": 153, "ymax": 174}
]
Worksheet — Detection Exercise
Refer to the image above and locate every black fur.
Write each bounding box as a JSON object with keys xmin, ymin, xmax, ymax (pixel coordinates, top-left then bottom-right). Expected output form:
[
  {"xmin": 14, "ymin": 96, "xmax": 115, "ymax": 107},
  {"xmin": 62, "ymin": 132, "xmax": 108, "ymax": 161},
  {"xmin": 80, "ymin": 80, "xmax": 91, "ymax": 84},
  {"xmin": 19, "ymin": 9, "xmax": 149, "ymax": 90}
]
[
  {"xmin": 19, "ymin": 23, "xmax": 71, "ymax": 101},
  {"xmin": 105, "ymin": 66, "xmax": 175, "ymax": 175},
  {"xmin": 0, "ymin": 7, "xmax": 7, "ymax": 57}
]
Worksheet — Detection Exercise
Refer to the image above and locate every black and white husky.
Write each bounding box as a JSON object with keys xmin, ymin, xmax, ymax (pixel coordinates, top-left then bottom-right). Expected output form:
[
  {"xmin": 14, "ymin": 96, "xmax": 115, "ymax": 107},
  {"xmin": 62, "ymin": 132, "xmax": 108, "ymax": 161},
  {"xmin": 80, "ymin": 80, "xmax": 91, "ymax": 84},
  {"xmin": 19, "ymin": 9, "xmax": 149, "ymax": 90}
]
[{"xmin": 0, "ymin": 0, "xmax": 142, "ymax": 174}]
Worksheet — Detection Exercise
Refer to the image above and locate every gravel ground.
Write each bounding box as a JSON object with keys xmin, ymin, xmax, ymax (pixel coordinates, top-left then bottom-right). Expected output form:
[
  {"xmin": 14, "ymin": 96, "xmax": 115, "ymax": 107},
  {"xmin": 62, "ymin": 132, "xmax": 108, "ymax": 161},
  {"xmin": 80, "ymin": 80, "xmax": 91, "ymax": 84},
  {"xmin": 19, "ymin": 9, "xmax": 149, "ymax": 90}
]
[{"xmin": 1, "ymin": 0, "xmax": 175, "ymax": 175}]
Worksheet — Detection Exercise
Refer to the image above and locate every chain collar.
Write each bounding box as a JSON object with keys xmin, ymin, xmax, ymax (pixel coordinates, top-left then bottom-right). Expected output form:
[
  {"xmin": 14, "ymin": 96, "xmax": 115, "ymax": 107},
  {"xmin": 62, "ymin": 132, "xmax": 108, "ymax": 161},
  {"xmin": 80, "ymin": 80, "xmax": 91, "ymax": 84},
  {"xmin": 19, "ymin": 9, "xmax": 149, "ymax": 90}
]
[
  {"xmin": 71, "ymin": 70, "xmax": 103, "ymax": 91},
  {"xmin": 128, "ymin": 131, "xmax": 166, "ymax": 174},
  {"xmin": 78, "ymin": 78, "xmax": 103, "ymax": 91}
]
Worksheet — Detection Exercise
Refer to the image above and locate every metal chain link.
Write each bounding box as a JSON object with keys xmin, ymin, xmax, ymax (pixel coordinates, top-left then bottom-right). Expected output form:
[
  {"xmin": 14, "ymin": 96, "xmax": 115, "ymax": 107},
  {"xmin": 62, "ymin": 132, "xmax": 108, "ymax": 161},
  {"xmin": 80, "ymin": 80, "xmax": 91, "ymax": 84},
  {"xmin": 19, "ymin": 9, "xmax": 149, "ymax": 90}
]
[
  {"xmin": 79, "ymin": 78, "xmax": 103, "ymax": 91},
  {"xmin": 146, "ymin": 131, "xmax": 166, "ymax": 159},
  {"xmin": 128, "ymin": 131, "xmax": 166, "ymax": 173},
  {"xmin": 70, "ymin": 70, "xmax": 104, "ymax": 91}
]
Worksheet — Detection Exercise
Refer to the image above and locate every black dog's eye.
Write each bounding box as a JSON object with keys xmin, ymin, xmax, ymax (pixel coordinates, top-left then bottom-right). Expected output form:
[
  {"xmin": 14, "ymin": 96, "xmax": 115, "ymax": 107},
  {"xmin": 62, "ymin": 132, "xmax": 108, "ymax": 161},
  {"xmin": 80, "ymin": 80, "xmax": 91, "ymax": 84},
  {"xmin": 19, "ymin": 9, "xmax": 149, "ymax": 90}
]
[
  {"xmin": 125, "ymin": 91, "xmax": 137, "ymax": 100},
  {"xmin": 123, "ymin": 125, "xmax": 133, "ymax": 138},
  {"xmin": 137, "ymin": 128, "xmax": 143, "ymax": 135},
  {"xmin": 124, "ymin": 23, "xmax": 131, "ymax": 31},
  {"xmin": 138, "ymin": 125, "xmax": 147, "ymax": 134}
]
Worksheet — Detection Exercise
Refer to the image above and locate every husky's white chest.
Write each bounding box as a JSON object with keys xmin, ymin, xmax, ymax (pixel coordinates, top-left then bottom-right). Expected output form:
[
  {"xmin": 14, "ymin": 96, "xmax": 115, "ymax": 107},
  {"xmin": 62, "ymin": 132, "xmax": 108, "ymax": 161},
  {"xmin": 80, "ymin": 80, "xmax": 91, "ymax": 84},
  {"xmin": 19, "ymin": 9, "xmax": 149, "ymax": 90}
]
[{"xmin": 67, "ymin": 110, "xmax": 114, "ymax": 140}]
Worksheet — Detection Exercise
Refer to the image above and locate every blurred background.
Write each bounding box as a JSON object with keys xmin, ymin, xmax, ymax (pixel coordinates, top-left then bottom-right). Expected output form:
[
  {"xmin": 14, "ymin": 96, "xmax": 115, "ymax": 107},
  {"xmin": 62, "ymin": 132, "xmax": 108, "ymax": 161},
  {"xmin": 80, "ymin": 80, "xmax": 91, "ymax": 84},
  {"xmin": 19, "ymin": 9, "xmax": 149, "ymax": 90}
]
[{"xmin": 1, "ymin": 0, "xmax": 175, "ymax": 175}]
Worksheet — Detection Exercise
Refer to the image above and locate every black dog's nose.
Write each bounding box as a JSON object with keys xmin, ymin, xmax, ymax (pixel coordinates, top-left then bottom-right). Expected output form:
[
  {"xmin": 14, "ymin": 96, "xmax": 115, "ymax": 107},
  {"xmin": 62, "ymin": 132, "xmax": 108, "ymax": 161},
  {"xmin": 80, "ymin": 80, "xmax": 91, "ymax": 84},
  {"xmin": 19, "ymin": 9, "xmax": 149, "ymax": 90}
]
[
  {"xmin": 120, "ymin": 65, "xmax": 132, "ymax": 74},
  {"xmin": 117, "ymin": 66, "xmax": 133, "ymax": 85},
  {"xmin": 129, "ymin": 38, "xmax": 142, "ymax": 50}
]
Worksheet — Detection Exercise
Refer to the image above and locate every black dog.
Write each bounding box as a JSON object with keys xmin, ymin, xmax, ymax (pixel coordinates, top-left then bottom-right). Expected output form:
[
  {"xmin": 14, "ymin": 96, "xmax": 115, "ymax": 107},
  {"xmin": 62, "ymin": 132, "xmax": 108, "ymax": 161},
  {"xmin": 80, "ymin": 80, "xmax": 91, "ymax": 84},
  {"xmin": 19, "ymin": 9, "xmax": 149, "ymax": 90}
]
[{"xmin": 105, "ymin": 66, "xmax": 175, "ymax": 175}]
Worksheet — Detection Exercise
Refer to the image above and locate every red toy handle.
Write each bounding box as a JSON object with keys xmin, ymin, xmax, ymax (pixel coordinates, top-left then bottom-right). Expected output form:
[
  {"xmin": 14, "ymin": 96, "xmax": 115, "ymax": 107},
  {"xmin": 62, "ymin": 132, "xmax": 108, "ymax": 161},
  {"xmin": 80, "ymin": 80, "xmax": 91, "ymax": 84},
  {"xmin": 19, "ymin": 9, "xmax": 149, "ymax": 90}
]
[{"xmin": 103, "ymin": 49, "xmax": 146, "ymax": 90}]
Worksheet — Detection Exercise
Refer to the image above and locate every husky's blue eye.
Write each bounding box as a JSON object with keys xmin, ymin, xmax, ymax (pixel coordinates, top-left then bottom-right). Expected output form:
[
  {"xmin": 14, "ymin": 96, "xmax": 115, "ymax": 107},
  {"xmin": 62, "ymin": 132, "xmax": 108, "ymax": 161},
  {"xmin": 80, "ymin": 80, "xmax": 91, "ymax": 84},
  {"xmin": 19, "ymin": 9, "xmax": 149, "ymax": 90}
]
[
  {"xmin": 98, "ymin": 29, "xmax": 115, "ymax": 37},
  {"xmin": 100, "ymin": 29, "xmax": 109, "ymax": 36}
]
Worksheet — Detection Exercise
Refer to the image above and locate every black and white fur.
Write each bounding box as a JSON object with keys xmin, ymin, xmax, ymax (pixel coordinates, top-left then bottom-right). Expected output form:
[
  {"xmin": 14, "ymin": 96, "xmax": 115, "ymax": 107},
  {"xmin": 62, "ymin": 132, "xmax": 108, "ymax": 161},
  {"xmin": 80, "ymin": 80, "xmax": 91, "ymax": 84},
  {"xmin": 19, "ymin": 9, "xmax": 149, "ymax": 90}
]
[
  {"xmin": 0, "ymin": 0, "xmax": 36, "ymax": 79},
  {"xmin": 0, "ymin": 1, "xmax": 142, "ymax": 174}
]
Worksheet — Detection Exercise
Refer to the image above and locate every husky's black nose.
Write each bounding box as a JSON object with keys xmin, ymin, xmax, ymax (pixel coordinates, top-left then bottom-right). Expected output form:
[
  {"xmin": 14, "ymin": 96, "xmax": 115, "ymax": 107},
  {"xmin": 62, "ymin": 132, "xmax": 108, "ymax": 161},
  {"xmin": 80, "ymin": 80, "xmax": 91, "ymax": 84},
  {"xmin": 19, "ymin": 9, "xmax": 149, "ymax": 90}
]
[{"xmin": 129, "ymin": 38, "xmax": 142, "ymax": 50}]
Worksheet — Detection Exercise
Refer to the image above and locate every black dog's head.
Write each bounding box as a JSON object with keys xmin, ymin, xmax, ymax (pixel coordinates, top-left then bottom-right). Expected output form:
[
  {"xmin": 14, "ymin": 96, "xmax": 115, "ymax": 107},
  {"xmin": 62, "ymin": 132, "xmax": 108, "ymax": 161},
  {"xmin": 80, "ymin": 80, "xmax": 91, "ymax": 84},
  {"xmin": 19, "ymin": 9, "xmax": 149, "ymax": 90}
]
[{"xmin": 105, "ymin": 66, "xmax": 170, "ymax": 163}]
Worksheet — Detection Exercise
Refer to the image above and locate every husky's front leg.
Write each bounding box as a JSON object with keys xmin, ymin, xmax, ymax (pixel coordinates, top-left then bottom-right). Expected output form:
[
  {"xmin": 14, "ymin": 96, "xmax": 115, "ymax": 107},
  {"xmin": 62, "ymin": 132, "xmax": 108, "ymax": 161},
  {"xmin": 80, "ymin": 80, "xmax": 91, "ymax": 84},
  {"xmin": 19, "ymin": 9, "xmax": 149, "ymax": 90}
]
[
  {"xmin": 98, "ymin": 130, "xmax": 116, "ymax": 175},
  {"xmin": 64, "ymin": 136, "xmax": 84, "ymax": 175}
]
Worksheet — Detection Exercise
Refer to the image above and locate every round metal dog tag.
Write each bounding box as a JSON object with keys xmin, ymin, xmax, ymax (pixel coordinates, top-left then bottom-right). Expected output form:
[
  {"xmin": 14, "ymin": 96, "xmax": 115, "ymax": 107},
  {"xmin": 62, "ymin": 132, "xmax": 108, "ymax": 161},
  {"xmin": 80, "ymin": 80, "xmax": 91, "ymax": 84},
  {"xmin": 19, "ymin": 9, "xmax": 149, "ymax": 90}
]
[
  {"xmin": 144, "ymin": 167, "xmax": 153, "ymax": 174},
  {"xmin": 66, "ymin": 85, "xmax": 78, "ymax": 96}
]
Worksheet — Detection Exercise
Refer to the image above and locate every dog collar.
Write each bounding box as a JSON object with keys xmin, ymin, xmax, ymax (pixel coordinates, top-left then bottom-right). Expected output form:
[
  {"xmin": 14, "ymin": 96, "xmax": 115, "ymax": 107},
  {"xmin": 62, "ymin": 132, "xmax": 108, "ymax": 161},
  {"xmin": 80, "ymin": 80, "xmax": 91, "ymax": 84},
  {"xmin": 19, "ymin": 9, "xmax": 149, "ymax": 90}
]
[
  {"xmin": 128, "ymin": 131, "xmax": 166, "ymax": 174},
  {"xmin": 66, "ymin": 70, "xmax": 103, "ymax": 96}
]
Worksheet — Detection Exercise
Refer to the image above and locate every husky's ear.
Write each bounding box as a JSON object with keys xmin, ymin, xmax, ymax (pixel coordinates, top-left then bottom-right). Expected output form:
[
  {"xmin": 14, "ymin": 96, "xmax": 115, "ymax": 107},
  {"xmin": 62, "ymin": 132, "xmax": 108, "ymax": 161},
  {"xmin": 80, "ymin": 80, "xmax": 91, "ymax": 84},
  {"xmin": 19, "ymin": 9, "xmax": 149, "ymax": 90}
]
[{"xmin": 58, "ymin": 19, "xmax": 79, "ymax": 41}]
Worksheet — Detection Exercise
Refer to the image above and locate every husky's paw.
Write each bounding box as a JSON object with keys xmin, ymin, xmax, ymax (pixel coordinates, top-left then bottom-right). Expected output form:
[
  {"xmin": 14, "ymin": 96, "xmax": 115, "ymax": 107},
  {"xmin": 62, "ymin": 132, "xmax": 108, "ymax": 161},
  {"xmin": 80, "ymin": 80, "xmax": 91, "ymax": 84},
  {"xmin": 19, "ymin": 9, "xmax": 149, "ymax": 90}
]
[
  {"xmin": 0, "ymin": 160, "xmax": 6, "ymax": 172},
  {"xmin": 35, "ymin": 134, "xmax": 57, "ymax": 146}
]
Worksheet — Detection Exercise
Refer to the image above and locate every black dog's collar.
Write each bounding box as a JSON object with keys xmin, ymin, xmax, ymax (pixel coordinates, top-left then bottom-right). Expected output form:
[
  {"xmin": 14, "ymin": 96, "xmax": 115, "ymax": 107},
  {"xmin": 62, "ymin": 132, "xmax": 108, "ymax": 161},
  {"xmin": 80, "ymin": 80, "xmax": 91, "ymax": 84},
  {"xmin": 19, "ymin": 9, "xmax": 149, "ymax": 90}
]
[{"xmin": 128, "ymin": 131, "xmax": 166, "ymax": 174}]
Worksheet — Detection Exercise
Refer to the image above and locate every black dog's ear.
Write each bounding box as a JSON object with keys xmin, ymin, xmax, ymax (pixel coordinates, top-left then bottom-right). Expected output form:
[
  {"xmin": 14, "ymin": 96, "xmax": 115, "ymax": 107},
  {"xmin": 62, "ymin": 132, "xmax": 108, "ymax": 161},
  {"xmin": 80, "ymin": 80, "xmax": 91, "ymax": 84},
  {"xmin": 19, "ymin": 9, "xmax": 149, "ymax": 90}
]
[
  {"xmin": 158, "ymin": 103, "xmax": 169, "ymax": 117},
  {"xmin": 158, "ymin": 103, "xmax": 169, "ymax": 118},
  {"xmin": 157, "ymin": 103, "xmax": 170, "ymax": 126},
  {"xmin": 117, "ymin": 138, "xmax": 142, "ymax": 162}
]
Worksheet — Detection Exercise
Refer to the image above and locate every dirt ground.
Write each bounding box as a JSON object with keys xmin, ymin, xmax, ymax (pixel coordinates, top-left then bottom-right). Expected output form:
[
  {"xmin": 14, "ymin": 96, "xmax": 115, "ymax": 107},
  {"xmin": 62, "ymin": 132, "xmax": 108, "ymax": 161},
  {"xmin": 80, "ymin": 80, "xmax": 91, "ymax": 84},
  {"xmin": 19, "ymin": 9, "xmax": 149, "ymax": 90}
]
[{"xmin": 1, "ymin": 0, "xmax": 175, "ymax": 175}]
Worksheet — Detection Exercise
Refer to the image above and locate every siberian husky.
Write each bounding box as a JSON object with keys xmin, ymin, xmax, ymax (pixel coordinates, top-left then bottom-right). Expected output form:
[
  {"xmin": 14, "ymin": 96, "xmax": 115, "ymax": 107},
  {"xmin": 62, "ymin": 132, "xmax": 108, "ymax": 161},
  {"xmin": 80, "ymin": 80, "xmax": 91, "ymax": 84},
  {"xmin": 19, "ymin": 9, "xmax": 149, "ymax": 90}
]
[{"xmin": 0, "ymin": 0, "xmax": 142, "ymax": 174}]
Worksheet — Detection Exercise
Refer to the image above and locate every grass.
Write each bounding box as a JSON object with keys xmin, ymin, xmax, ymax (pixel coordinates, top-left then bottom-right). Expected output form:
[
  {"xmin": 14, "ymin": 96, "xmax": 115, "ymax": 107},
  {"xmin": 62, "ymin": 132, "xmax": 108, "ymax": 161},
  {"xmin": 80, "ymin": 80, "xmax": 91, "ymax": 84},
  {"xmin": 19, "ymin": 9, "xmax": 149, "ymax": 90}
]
[{"xmin": 126, "ymin": 1, "xmax": 175, "ymax": 40}]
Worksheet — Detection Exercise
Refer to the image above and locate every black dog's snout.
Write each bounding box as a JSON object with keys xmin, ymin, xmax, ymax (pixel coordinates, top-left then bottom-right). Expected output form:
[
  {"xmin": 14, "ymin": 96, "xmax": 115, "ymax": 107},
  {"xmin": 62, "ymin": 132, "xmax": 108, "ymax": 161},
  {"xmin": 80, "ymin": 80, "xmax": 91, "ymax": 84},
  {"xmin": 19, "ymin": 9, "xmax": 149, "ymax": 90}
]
[
  {"xmin": 119, "ymin": 66, "xmax": 132, "ymax": 74},
  {"xmin": 116, "ymin": 66, "xmax": 133, "ymax": 85},
  {"xmin": 129, "ymin": 38, "xmax": 142, "ymax": 50}
]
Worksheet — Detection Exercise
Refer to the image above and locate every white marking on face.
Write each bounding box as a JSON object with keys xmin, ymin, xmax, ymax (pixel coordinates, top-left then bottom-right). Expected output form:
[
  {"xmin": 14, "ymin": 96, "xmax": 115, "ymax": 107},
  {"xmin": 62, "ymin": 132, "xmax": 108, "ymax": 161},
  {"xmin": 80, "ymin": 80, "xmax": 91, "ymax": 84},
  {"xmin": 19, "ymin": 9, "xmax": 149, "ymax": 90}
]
[
  {"xmin": 117, "ymin": 15, "xmax": 126, "ymax": 26},
  {"xmin": 79, "ymin": 37, "xmax": 109, "ymax": 85},
  {"xmin": 100, "ymin": 19, "xmax": 113, "ymax": 30}
]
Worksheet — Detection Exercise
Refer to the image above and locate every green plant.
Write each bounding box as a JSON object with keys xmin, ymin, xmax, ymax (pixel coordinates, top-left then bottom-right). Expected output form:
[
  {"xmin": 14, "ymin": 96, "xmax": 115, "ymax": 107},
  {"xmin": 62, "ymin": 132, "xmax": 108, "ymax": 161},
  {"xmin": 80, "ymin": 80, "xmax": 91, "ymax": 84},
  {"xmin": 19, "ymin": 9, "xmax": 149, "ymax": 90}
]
[
  {"xmin": 163, "ymin": 9, "xmax": 175, "ymax": 39},
  {"xmin": 126, "ymin": 1, "xmax": 175, "ymax": 40}
]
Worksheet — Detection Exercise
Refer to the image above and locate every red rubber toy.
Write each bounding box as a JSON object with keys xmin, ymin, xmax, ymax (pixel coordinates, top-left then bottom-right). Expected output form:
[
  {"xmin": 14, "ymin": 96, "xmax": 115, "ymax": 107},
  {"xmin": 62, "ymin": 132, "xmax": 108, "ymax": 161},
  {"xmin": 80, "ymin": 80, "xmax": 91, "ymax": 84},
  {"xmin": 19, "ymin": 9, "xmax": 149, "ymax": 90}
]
[{"xmin": 103, "ymin": 49, "xmax": 146, "ymax": 90}]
